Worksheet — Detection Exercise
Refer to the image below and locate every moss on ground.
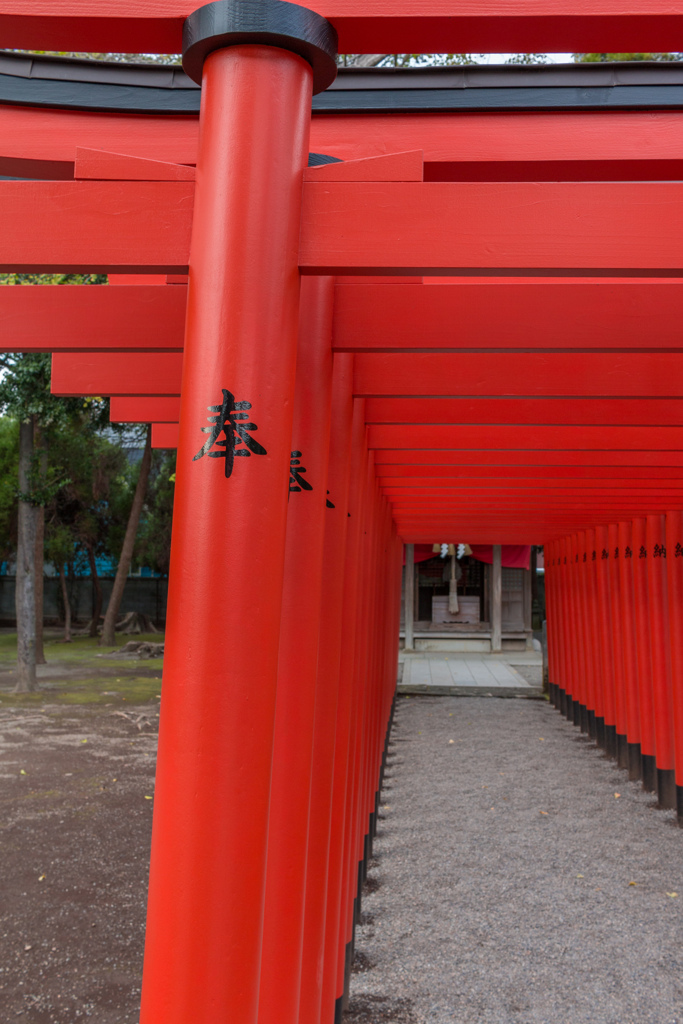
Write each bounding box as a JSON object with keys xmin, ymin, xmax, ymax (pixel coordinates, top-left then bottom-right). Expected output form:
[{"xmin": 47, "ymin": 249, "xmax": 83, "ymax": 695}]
[{"xmin": 0, "ymin": 630, "xmax": 164, "ymax": 706}]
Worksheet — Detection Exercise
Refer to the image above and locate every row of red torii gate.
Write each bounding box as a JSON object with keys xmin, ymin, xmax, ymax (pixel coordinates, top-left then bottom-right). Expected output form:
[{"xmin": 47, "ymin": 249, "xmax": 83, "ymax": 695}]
[{"xmin": 2, "ymin": 2, "xmax": 683, "ymax": 1022}]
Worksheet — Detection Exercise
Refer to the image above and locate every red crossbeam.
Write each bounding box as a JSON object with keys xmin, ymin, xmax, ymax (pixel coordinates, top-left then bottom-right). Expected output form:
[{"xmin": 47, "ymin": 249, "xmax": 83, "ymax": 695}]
[
  {"xmin": 365, "ymin": 398, "xmax": 683, "ymax": 426},
  {"xmin": 4, "ymin": 181, "xmax": 683, "ymax": 276},
  {"xmin": 301, "ymin": 182, "xmax": 683, "ymax": 275},
  {"xmin": 2, "ymin": 1, "xmax": 683, "ymax": 56},
  {"xmin": 7, "ymin": 108, "xmax": 683, "ymax": 181},
  {"xmin": 334, "ymin": 281, "xmax": 683, "ymax": 350},
  {"xmin": 0, "ymin": 284, "xmax": 185, "ymax": 352},
  {"xmin": 354, "ymin": 353, "xmax": 683, "ymax": 397},
  {"xmin": 10, "ymin": 281, "xmax": 683, "ymax": 358},
  {"xmin": 0, "ymin": 181, "xmax": 193, "ymax": 273},
  {"xmin": 367, "ymin": 424, "xmax": 683, "ymax": 449},
  {"xmin": 51, "ymin": 352, "xmax": 683, "ymax": 399}
]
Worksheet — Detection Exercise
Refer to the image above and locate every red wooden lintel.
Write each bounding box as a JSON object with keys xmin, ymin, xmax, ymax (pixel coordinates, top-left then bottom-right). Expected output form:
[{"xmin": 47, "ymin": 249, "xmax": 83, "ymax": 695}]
[{"xmin": 75, "ymin": 147, "xmax": 195, "ymax": 182}]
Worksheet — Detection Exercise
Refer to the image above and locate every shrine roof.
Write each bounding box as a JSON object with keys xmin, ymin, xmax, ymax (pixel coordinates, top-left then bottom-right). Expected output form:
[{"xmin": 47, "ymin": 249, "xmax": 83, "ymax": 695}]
[{"xmin": 2, "ymin": 51, "xmax": 683, "ymax": 114}]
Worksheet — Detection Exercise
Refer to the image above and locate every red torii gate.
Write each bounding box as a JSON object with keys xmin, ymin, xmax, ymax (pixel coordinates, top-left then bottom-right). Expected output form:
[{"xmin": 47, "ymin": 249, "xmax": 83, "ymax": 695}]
[{"xmin": 2, "ymin": 5, "xmax": 683, "ymax": 1024}]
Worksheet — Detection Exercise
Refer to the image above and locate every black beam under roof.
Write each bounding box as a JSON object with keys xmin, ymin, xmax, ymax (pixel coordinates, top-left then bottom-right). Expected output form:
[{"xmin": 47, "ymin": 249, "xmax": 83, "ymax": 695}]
[{"xmin": 1, "ymin": 51, "xmax": 683, "ymax": 114}]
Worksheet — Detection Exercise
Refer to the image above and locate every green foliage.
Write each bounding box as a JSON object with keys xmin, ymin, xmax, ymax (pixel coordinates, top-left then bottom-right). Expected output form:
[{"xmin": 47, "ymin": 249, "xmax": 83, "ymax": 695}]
[
  {"xmin": 574, "ymin": 52, "xmax": 683, "ymax": 61},
  {"xmin": 135, "ymin": 451, "xmax": 176, "ymax": 576},
  {"xmin": 0, "ymin": 417, "xmax": 18, "ymax": 559}
]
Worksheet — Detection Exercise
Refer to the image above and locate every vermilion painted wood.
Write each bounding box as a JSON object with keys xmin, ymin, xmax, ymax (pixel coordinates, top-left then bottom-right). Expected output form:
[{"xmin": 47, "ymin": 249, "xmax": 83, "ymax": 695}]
[
  {"xmin": 618, "ymin": 520, "xmax": 641, "ymax": 747},
  {"xmin": 111, "ymin": 398, "xmax": 181, "ymax": 423},
  {"xmin": 0, "ymin": 285, "xmax": 185, "ymax": 353},
  {"xmin": 300, "ymin": 355, "xmax": 354, "ymax": 1024},
  {"xmin": 369, "ymin": 425, "xmax": 683, "ymax": 450},
  {"xmin": 12, "ymin": 180, "xmax": 683, "ymax": 276},
  {"xmin": 632, "ymin": 517, "xmax": 656, "ymax": 760},
  {"xmin": 0, "ymin": 105, "xmax": 199, "ymax": 179},
  {"xmin": 375, "ymin": 450, "xmax": 683, "ymax": 467},
  {"xmin": 68, "ymin": 352, "xmax": 683, "ymax": 400},
  {"xmin": 577, "ymin": 531, "xmax": 596, "ymax": 718},
  {"xmin": 300, "ymin": 182, "xmax": 683, "ymax": 275},
  {"xmin": 75, "ymin": 147, "xmax": 195, "ymax": 181},
  {"xmin": 0, "ymin": 181, "xmax": 193, "ymax": 273},
  {"xmin": 139, "ymin": 44, "xmax": 314, "ymax": 1024},
  {"xmin": 259, "ymin": 277, "xmax": 335, "ymax": 1024},
  {"xmin": 376, "ymin": 465, "xmax": 683, "ymax": 480},
  {"xmin": 595, "ymin": 526, "xmax": 616, "ymax": 730},
  {"xmin": 304, "ymin": 150, "xmax": 423, "ymax": 182},
  {"xmin": 556, "ymin": 541, "xmax": 570, "ymax": 702},
  {"xmin": 51, "ymin": 353, "xmax": 183, "ymax": 395},
  {"xmin": 608, "ymin": 523, "xmax": 628, "ymax": 741},
  {"xmin": 572, "ymin": 534, "xmax": 586, "ymax": 711},
  {"xmin": 645, "ymin": 514, "xmax": 675, "ymax": 774},
  {"xmin": 365, "ymin": 398, "xmax": 683, "ymax": 427},
  {"xmin": 380, "ymin": 477, "xmax": 683, "ymax": 489},
  {"xmin": 5, "ymin": 0, "xmax": 683, "ymax": 56},
  {"xmin": 321, "ymin": 400, "xmax": 368, "ymax": 1022},
  {"xmin": 334, "ymin": 282, "xmax": 683, "ymax": 352},
  {"xmin": 9, "ymin": 108, "xmax": 683, "ymax": 181},
  {"xmin": 665, "ymin": 511, "xmax": 683, "ymax": 785},
  {"xmin": 354, "ymin": 353, "xmax": 683, "ymax": 397},
  {"xmin": 151, "ymin": 423, "xmax": 179, "ymax": 448}
]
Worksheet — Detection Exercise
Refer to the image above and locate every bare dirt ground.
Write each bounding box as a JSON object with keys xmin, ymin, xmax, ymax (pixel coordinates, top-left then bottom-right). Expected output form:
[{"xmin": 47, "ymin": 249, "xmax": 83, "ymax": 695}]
[
  {"xmin": 5, "ymin": 640, "xmax": 681, "ymax": 1024},
  {"xmin": 0, "ymin": 631, "xmax": 160, "ymax": 1022}
]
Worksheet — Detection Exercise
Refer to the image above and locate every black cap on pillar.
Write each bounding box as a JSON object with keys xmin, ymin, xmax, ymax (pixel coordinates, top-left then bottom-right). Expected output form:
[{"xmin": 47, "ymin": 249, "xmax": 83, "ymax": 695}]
[{"xmin": 182, "ymin": 0, "xmax": 338, "ymax": 93}]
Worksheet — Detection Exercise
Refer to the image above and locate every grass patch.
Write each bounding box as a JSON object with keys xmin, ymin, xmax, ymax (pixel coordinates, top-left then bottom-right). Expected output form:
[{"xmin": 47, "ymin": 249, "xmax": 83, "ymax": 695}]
[
  {"xmin": 0, "ymin": 631, "xmax": 163, "ymax": 666},
  {"xmin": 0, "ymin": 630, "xmax": 164, "ymax": 706},
  {"xmin": 0, "ymin": 675, "xmax": 162, "ymax": 706}
]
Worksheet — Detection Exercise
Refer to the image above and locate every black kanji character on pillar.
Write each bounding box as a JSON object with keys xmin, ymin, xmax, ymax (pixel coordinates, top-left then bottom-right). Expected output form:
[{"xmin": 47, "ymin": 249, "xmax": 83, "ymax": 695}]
[
  {"xmin": 625, "ymin": 546, "xmax": 633, "ymax": 558},
  {"xmin": 654, "ymin": 543, "xmax": 666, "ymax": 558},
  {"xmin": 639, "ymin": 545, "xmax": 647, "ymax": 558},
  {"xmin": 676, "ymin": 543, "xmax": 683, "ymax": 558},
  {"xmin": 601, "ymin": 548, "xmax": 609, "ymax": 559},
  {"xmin": 193, "ymin": 389, "xmax": 267, "ymax": 478},
  {"xmin": 289, "ymin": 451, "xmax": 313, "ymax": 493}
]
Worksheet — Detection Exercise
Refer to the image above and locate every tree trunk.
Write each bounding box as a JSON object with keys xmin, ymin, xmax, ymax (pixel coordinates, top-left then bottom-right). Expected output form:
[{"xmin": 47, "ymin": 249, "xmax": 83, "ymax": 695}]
[
  {"xmin": 59, "ymin": 563, "xmax": 71, "ymax": 643},
  {"xmin": 15, "ymin": 419, "xmax": 38, "ymax": 693},
  {"xmin": 86, "ymin": 543, "xmax": 102, "ymax": 639},
  {"xmin": 100, "ymin": 426, "xmax": 153, "ymax": 647},
  {"xmin": 34, "ymin": 424, "xmax": 47, "ymax": 664}
]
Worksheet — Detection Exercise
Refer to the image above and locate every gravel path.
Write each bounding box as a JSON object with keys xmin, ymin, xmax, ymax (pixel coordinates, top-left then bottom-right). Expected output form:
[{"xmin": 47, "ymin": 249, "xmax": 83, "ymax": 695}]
[{"xmin": 347, "ymin": 696, "xmax": 683, "ymax": 1024}]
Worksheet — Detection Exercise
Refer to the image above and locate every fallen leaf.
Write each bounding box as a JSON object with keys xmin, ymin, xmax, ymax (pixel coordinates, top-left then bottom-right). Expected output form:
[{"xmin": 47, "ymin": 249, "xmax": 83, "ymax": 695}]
[
  {"xmin": 81, "ymin": 739, "xmax": 87, "ymax": 744},
  {"xmin": 24, "ymin": 945, "xmax": 32, "ymax": 952},
  {"xmin": 112, "ymin": 778, "xmax": 117, "ymax": 783},
  {"xmin": 540, "ymin": 810, "xmax": 548, "ymax": 815},
  {"xmin": 577, "ymin": 874, "xmax": 584, "ymax": 879},
  {"xmin": 614, "ymin": 793, "xmax": 621, "ymax": 799},
  {"xmin": 19, "ymin": 769, "xmax": 26, "ymax": 775},
  {"xmin": 144, "ymin": 795, "xmax": 153, "ymax": 800},
  {"xmin": 539, "ymin": 737, "xmax": 545, "ymax": 742},
  {"xmin": 490, "ymin": 806, "xmax": 495, "ymax": 811},
  {"xmin": 38, "ymin": 875, "xmax": 45, "ymax": 882},
  {"xmin": 667, "ymin": 892, "xmax": 678, "ymax": 898},
  {"xmin": 448, "ymin": 739, "xmax": 454, "ymax": 744},
  {"xmin": 628, "ymin": 881, "xmax": 637, "ymax": 886}
]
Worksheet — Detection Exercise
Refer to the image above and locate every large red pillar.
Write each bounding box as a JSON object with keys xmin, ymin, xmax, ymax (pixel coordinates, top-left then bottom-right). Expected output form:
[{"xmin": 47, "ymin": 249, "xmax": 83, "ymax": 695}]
[
  {"xmin": 665, "ymin": 511, "xmax": 683, "ymax": 823},
  {"xmin": 646, "ymin": 513, "xmax": 676, "ymax": 808},
  {"xmin": 140, "ymin": 6, "xmax": 337, "ymax": 1023},
  {"xmin": 300, "ymin": 353, "xmax": 355, "ymax": 1024},
  {"xmin": 258, "ymin": 276, "xmax": 335, "ymax": 1024}
]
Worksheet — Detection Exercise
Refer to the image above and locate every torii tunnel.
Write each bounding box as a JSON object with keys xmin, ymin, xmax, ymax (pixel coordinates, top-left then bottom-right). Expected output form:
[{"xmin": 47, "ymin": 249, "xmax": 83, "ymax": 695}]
[{"xmin": 3, "ymin": 1, "xmax": 683, "ymax": 1021}]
